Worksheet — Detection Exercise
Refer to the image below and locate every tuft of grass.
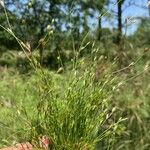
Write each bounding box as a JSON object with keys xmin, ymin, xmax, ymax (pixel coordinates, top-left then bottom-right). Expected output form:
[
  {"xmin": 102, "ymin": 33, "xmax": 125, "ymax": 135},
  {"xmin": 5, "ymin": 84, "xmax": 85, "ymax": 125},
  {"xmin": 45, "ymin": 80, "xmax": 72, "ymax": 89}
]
[{"xmin": 0, "ymin": 65, "xmax": 125, "ymax": 149}]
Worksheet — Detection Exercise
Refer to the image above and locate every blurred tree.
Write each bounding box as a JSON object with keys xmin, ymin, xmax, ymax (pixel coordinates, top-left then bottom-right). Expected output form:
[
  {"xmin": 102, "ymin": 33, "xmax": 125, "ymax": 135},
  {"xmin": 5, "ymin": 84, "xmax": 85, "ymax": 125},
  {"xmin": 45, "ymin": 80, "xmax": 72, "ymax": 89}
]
[
  {"xmin": 0, "ymin": 2, "xmax": 19, "ymax": 51},
  {"xmin": 117, "ymin": 0, "xmax": 125, "ymax": 44},
  {"xmin": 13, "ymin": 0, "xmax": 65, "ymax": 65},
  {"xmin": 148, "ymin": 0, "xmax": 150, "ymax": 18},
  {"xmin": 80, "ymin": 0, "xmax": 108, "ymax": 41},
  {"xmin": 133, "ymin": 18, "xmax": 150, "ymax": 47}
]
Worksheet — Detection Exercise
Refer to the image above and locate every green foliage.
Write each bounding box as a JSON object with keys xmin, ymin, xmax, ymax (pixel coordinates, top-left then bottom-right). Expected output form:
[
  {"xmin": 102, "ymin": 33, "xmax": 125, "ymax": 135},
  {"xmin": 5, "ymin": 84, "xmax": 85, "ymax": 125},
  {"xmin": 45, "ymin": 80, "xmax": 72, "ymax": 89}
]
[
  {"xmin": 0, "ymin": 66, "xmax": 125, "ymax": 149},
  {"xmin": 132, "ymin": 18, "xmax": 150, "ymax": 47},
  {"xmin": 0, "ymin": 51, "xmax": 31, "ymax": 73},
  {"xmin": 0, "ymin": 50, "xmax": 150, "ymax": 149},
  {"xmin": 0, "ymin": 12, "xmax": 18, "ymax": 50}
]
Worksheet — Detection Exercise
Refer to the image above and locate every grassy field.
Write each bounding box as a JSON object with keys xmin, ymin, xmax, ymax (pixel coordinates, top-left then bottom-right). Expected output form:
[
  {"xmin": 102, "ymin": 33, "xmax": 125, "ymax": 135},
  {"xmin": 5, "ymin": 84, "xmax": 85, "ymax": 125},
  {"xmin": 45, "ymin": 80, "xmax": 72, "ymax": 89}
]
[{"xmin": 0, "ymin": 46, "xmax": 149, "ymax": 149}]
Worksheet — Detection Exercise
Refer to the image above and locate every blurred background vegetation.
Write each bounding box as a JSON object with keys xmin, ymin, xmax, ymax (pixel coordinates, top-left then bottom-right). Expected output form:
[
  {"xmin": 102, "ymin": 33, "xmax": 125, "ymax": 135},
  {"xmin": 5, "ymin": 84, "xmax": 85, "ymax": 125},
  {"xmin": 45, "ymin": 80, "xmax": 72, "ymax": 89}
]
[{"xmin": 0, "ymin": 0, "xmax": 149, "ymax": 69}]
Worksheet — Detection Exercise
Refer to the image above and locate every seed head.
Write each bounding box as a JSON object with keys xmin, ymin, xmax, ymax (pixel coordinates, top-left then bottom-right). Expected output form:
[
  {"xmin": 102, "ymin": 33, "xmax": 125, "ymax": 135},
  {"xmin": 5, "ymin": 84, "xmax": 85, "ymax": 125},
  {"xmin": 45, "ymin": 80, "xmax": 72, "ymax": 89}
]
[
  {"xmin": 46, "ymin": 25, "xmax": 51, "ymax": 31},
  {"xmin": 0, "ymin": 0, "xmax": 4, "ymax": 7}
]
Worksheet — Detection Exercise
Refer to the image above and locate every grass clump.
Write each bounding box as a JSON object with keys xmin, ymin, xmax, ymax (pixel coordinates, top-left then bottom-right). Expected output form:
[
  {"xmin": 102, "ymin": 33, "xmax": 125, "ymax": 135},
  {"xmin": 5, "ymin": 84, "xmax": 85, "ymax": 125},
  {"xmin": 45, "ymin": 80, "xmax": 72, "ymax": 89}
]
[
  {"xmin": 0, "ymin": 64, "xmax": 125, "ymax": 149},
  {"xmin": 32, "ymin": 69, "xmax": 123, "ymax": 149}
]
